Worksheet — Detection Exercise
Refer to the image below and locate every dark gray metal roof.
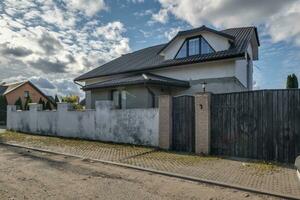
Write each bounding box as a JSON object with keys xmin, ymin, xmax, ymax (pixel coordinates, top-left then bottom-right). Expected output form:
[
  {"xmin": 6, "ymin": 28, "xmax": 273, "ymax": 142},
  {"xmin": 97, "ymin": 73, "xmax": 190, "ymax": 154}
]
[
  {"xmin": 82, "ymin": 73, "xmax": 190, "ymax": 90},
  {"xmin": 75, "ymin": 27, "xmax": 259, "ymax": 81}
]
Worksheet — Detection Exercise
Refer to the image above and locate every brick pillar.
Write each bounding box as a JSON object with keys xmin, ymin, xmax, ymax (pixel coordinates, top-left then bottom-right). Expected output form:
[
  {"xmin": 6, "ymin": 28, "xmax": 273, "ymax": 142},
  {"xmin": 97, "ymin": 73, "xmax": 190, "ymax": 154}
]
[
  {"xmin": 195, "ymin": 93, "xmax": 211, "ymax": 154},
  {"xmin": 159, "ymin": 95, "xmax": 172, "ymax": 150}
]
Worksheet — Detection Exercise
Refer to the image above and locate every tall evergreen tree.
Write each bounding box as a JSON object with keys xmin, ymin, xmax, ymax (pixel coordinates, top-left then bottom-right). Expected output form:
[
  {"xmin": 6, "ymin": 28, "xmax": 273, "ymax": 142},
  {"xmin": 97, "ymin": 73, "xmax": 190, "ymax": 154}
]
[
  {"xmin": 287, "ymin": 74, "xmax": 299, "ymax": 88},
  {"xmin": 54, "ymin": 95, "xmax": 60, "ymax": 103},
  {"xmin": 0, "ymin": 95, "xmax": 8, "ymax": 123},
  {"xmin": 292, "ymin": 73, "xmax": 298, "ymax": 88},
  {"xmin": 24, "ymin": 96, "xmax": 32, "ymax": 110},
  {"xmin": 38, "ymin": 98, "xmax": 45, "ymax": 110},
  {"xmin": 45, "ymin": 101, "xmax": 52, "ymax": 110},
  {"xmin": 14, "ymin": 97, "xmax": 23, "ymax": 110}
]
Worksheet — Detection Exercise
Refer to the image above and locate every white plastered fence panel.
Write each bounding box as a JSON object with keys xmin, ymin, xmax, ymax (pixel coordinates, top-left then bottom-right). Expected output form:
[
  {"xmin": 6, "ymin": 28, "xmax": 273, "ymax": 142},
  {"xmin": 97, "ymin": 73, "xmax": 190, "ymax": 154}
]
[{"xmin": 7, "ymin": 101, "xmax": 159, "ymax": 147}]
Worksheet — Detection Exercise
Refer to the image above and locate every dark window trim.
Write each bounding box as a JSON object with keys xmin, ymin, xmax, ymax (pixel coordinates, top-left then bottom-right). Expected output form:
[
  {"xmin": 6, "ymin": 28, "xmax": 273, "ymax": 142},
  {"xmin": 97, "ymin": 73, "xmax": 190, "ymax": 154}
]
[
  {"xmin": 174, "ymin": 35, "xmax": 216, "ymax": 59},
  {"xmin": 174, "ymin": 40, "xmax": 187, "ymax": 59},
  {"xmin": 201, "ymin": 36, "xmax": 216, "ymax": 54}
]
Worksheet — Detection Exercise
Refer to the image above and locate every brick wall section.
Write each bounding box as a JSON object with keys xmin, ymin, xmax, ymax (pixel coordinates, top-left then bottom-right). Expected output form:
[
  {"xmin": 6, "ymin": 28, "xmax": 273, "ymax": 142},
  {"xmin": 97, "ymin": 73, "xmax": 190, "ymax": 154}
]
[
  {"xmin": 5, "ymin": 82, "xmax": 53, "ymax": 108},
  {"xmin": 158, "ymin": 95, "xmax": 172, "ymax": 150},
  {"xmin": 195, "ymin": 93, "xmax": 211, "ymax": 154}
]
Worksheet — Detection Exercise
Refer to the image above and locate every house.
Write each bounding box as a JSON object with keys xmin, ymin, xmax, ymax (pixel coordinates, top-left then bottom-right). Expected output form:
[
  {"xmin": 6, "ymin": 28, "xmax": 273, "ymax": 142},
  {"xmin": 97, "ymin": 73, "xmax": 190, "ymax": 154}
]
[
  {"xmin": 0, "ymin": 81, "xmax": 56, "ymax": 109},
  {"xmin": 75, "ymin": 26, "xmax": 260, "ymax": 109}
]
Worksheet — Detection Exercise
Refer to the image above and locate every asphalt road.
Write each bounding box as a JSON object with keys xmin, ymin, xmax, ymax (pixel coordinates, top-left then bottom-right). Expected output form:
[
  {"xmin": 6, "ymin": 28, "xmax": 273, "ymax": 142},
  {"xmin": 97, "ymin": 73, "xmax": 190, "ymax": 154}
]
[{"xmin": 0, "ymin": 144, "xmax": 277, "ymax": 200}]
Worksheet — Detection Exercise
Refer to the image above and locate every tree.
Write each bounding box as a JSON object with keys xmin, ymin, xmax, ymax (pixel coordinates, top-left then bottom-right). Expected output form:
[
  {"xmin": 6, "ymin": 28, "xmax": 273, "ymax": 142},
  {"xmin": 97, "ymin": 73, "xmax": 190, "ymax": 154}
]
[
  {"xmin": 0, "ymin": 95, "xmax": 8, "ymax": 123},
  {"xmin": 45, "ymin": 101, "xmax": 52, "ymax": 110},
  {"xmin": 54, "ymin": 94, "xmax": 59, "ymax": 109},
  {"xmin": 38, "ymin": 98, "xmax": 45, "ymax": 110},
  {"xmin": 24, "ymin": 96, "xmax": 32, "ymax": 110},
  {"xmin": 61, "ymin": 95, "xmax": 83, "ymax": 110},
  {"xmin": 286, "ymin": 73, "xmax": 299, "ymax": 89},
  {"xmin": 292, "ymin": 74, "xmax": 298, "ymax": 88},
  {"xmin": 15, "ymin": 97, "xmax": 23, "ymax": 110},
  {"xmin": 61, "ymin": 95, "xmax": 79, "ymax": 104},
  {"xmin": 54, "ymin": 95, "xmax": 60, "ymax": 104}
]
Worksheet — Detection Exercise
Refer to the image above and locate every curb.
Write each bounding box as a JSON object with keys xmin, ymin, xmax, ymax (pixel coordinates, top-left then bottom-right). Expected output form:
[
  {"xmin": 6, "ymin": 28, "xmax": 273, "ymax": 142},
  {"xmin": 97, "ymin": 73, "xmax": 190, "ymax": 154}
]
[{"xmin": 1, "ymin": 142, "xmax": 299, "ymax": 200}]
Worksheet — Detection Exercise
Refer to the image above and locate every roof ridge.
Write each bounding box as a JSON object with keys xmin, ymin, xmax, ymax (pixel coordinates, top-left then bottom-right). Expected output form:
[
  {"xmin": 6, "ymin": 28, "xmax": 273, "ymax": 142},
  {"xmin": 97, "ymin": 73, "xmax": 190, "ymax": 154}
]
[
  {"xmin": 124, "ymin": 43, "xmax": 166, "ymax": 56},
  {"xmin": 222, "ymin": 26, "xmax": 256, "ymax": 31},
  {"xmin": 3, "ymin": 80, "xmax": 27, "ymax": 86}
]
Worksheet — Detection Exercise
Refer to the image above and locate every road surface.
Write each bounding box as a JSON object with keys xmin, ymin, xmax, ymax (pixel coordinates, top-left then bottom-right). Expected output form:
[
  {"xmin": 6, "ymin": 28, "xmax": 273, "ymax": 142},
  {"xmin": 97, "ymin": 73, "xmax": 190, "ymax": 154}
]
[{"xmin": 0, "ymin": 144, "xmax": 276, "ymax": 200}]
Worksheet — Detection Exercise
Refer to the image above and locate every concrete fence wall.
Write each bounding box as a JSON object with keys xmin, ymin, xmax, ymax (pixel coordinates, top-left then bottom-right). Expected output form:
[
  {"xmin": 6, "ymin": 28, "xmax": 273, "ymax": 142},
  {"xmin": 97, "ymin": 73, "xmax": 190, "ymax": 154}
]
[{"xmin": 7, "ymin": 101, "xmax": 159, "ymax": 147}]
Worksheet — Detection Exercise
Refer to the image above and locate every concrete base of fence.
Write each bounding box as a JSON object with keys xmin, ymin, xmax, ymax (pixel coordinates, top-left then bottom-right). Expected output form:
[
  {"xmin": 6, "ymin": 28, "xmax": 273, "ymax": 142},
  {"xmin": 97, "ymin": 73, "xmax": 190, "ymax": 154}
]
[
  {"xmin": 195, "ymin": 93, "xmax": 211, "ymax": 155},
  {"xmin": 158, "ymin": 95, "xmax": 172, "ymax": 150}
]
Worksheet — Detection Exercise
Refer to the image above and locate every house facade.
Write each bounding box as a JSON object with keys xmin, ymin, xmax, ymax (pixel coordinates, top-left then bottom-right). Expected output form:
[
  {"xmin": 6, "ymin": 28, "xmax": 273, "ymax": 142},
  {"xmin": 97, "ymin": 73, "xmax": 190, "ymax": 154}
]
[
  {"xmin": 75, "ymin": 26, "xmax": 260, "ymax": 109},
  {"xmin": 0, "ymin": 81, "xmax": 56, "ymax": 109}
]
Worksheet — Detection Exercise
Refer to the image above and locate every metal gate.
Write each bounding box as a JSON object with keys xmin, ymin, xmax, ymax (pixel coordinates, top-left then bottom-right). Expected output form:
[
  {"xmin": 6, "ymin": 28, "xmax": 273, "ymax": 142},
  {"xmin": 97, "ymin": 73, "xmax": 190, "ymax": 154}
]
[{"xmin": 172, "ymin": 95, "xmax": 195, "ymax": 152}]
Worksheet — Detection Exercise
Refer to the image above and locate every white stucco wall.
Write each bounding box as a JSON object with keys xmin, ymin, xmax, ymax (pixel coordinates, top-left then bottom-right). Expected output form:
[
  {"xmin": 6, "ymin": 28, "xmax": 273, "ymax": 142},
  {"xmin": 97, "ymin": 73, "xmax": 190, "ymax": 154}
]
[
  {"xmin": 201, "ymin": 31, "xmax": 230, "ymax": 51},
  {"xmin": 7, "ymin": 102, "xmax": 159, "ymax": 147},
  {"xmin": 152, "ymin": 60, "xmax": 236, "ymax": 81},
  {"xmin": 234, "ymin": 59, "xmax": 248, "ymax": 87}
]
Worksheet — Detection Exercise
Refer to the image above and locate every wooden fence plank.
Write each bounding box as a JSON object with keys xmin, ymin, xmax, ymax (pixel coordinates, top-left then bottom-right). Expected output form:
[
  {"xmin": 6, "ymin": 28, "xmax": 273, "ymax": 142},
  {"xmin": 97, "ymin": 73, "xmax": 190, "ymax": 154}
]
[{"xmin": 211, "ymin": 89, "xmax": 300, "ymax": 163}]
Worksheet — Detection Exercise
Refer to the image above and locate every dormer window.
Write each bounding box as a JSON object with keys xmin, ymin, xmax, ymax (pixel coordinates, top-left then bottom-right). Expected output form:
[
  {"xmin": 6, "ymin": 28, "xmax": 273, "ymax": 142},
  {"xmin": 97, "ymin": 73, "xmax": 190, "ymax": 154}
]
[{"xmin": 175, "ymin": 36, "xmax": 215, "ymax": 59}]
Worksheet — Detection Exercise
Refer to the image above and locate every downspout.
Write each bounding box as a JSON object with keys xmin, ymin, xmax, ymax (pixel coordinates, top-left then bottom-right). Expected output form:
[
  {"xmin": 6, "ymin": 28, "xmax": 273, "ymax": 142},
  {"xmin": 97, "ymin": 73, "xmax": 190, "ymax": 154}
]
[
  {"xmin": 142, "ymin": 74, "xmax": 156, "ymax": 108},
  {"xmin": 146, "ymin": 86, "xmax": 156, "ymax": 108}
]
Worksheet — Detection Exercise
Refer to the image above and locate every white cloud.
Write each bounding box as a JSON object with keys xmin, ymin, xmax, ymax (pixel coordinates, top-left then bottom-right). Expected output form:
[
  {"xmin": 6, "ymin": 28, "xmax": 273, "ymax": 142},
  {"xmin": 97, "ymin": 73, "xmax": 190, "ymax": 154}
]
[
  {"xmin": 66, "ymin": 0, "xmax": 107, "ymax": 17},
  {"xmin": 164, "ymin": 27, "xmax": 181, "ymax": 40},
  {"xmin": 0, "ymin": 0, "xmax": 130, "ymax": 97},
  {"xmin": 151, "ymin": 9, "xmax": 169, "ymax": 24},
  {"xmin": 134, "ymin": 9, "xmax": 153, "ymax": 17},
  {"xmin": 129, "ymin": 0, "xmax": 144, "ymax": 3},
  {"xmin": 156, "ymin": 0, "xmax": 300, "ymax": 46}
]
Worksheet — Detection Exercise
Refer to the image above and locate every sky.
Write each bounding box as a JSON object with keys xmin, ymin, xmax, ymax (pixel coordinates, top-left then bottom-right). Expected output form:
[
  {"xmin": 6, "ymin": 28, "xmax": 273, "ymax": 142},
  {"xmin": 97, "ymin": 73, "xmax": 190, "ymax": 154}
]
[{"xmin": 0, "ymin": 0, "xmax": 300, "ymax": 98}]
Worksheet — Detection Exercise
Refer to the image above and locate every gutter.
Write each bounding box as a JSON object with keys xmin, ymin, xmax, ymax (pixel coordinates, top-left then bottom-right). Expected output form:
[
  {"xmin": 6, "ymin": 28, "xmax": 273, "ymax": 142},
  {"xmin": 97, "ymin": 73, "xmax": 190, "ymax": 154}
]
[{"xmin": 74, "ymin": 80, "xmax": 84, "ymax": 88}]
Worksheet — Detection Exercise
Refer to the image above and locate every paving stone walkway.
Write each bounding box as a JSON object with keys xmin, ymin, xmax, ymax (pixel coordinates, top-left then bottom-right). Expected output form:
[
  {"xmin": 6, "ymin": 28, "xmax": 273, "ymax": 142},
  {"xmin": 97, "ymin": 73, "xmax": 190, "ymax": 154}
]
[{"xmin": 0, "ymin": 131, "xmax": 299, "ymax": 198}]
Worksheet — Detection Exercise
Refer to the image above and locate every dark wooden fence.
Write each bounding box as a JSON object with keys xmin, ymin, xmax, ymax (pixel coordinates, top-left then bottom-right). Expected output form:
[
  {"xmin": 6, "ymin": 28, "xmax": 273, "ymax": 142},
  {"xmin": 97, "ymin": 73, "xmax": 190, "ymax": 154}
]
[
  {"xmin": 211, "ymin": 89, "xmax": 300, "ymax": 163},
  {"xmin": 172, "ymin": 95, "xmax": 195, "ymax": 152}
]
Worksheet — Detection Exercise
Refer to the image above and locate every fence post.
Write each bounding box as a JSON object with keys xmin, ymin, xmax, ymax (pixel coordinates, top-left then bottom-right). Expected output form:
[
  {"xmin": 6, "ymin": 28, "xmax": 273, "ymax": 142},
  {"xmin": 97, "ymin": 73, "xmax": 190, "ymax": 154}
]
[
  {"xmin": 6, "ymin": 105, "xmax": 16, "ymax": 130},
  {"xmin": 195, "ymin": 93, "xmax": 211, "ymax": 155},
  {"xmin": 158, "ymin": 95, "xmax": 172, "ymax": 150}
]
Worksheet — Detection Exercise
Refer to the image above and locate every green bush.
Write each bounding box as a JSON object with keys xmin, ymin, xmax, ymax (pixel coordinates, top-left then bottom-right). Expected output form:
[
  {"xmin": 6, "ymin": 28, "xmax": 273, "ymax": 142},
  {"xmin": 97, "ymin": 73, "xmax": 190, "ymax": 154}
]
[{"xmin": 61, "ymin": 95, "xmax": 83, "ymax": 110}]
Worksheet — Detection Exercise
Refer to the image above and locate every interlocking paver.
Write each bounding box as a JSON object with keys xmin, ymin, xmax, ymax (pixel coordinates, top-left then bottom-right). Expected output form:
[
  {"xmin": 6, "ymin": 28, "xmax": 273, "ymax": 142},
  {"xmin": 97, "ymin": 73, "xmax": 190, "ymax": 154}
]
[{"xmin": 1, "ymin": 131, "xmax": 300, "ymax": 198}]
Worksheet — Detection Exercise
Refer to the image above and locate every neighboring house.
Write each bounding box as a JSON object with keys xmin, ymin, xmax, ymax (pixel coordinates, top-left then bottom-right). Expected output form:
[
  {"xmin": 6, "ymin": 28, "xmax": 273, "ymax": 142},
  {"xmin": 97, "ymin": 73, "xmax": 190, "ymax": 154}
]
[
  {"xmin": 0, "ymin": 81, "xmax": 56, "ymax": 109},
  {"xmin": 75, "ymin": 26, "xmax": 260, "ymax": 109}
]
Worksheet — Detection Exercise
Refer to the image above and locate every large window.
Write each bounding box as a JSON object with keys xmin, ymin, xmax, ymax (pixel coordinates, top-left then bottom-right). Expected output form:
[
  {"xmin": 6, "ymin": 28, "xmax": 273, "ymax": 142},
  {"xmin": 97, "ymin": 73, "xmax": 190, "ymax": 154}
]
[
  {"xmin": 175, "ymin": 36, "xmax": 215, "ymax": 59},
  {"xmin": 188, "ymin": 38, "xmax": 200, "ymax": 56},
  {"xmin": 176, "ymin": 41, "xmax": 187, "ymax": 59}
]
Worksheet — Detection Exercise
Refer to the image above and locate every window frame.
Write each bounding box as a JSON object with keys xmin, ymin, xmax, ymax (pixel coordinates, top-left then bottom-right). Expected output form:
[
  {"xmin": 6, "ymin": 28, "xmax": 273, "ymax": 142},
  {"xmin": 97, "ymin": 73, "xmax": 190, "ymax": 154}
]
[
  {"xmin": 24, "ymin": 91, "xmax": 29, "ymax": 98},
  {"xmin": 174, "ymin": 35, "xmax": 215, "ymax": 59}
]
